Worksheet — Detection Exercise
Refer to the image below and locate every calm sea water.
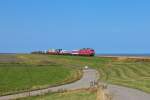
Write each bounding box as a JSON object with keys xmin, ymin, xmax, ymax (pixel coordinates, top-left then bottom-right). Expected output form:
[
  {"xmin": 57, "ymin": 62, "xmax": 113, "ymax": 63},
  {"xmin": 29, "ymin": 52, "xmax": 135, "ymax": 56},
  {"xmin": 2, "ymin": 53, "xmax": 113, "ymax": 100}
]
[{"xmin": 96, "ymin": 54, "xmax": 150, "ymax": 57}]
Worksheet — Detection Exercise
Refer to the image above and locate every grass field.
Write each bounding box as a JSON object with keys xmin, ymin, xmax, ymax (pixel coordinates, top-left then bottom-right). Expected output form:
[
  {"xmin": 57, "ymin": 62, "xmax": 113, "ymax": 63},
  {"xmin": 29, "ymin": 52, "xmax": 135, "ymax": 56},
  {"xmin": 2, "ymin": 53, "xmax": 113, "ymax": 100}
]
[
  {"xmin": 16, "ymin": 54, "xmax": 150, "ymax": 93},
  {"xmin": 0, "ymin": 54, "xmax": 150, "ymax": 96},
  {"xmin": 46, "ymin": 55, "xmax": 150, "ymax": 93},
  {"xmin": 0, "ymin": 55, "xmax": 82, "ymax": 96},
  {"xmin": 18, "ymin": 89, "xmax": 96, "ymax": 100},
  {"xmin": 98, "ymin": 60, "xmax": 150, "ymax": 93}
]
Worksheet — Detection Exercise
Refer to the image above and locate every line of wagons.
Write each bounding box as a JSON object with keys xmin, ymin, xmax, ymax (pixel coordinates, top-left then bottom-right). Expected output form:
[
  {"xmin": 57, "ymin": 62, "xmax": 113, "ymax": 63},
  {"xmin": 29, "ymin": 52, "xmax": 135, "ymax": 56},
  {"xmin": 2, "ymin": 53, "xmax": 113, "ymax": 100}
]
[{"xmin": 31, "ymin": 48, "xmax": 95, "ymax": 56}]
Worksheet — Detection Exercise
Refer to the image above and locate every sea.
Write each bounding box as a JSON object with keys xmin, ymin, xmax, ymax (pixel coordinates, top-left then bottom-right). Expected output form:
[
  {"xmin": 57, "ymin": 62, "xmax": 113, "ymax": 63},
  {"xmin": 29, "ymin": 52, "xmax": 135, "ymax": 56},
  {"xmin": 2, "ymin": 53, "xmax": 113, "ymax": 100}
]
[{"xmin": 96, "ymin": 54, "xmax": 150, "ymax": 57}]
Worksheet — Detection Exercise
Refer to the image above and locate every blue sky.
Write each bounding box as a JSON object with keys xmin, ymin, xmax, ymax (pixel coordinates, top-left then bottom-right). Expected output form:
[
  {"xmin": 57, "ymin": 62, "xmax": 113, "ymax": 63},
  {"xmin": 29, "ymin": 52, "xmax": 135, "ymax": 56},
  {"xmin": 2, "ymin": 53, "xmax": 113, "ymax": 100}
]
[{"xmin": 0, "ymin": 0, "xmax": 150, "ymax": 54}]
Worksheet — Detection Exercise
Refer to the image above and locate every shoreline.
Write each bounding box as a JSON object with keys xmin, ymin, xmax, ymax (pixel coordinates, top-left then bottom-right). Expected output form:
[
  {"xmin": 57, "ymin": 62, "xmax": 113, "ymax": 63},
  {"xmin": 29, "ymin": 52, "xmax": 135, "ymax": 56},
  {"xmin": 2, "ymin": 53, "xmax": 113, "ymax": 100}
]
[{"xmin": 96, "ymin": 55, "xmax": 150, "ymax": 60}]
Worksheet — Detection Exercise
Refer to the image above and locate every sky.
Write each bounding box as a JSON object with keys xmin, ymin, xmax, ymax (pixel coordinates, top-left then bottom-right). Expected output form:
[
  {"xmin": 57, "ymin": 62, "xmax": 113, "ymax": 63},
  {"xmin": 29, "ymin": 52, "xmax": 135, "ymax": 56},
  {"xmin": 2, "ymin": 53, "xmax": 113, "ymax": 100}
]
[{"xmin": 0, "ymin": 0, "xmax": 150, "ymax": 54}]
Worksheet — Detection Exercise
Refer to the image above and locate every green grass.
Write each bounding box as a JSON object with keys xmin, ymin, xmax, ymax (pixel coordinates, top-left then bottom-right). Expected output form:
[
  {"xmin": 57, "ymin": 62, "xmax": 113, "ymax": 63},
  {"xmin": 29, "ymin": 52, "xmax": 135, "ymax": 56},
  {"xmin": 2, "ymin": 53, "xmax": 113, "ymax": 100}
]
[
  {"xmin": 0, "ymin": 62, "xmax": 81, "ymax": 96},
  {"xmin": 0, "ymin": 54, "xmax": 150, "ymax": 96},
  {"xmin": 16, "ymin": 54, "xmax": 150, "ymax": 93},
  {"xmin": 98, "ymin": 61, "xmax": 150, "ymax": 93},
  {"xmin": 17, "ymin": 54, "xmax": 150, "ymax": 93},
  {"xmin": 18, "ymin": 89, "xmax": 96, "ymax": 100}
]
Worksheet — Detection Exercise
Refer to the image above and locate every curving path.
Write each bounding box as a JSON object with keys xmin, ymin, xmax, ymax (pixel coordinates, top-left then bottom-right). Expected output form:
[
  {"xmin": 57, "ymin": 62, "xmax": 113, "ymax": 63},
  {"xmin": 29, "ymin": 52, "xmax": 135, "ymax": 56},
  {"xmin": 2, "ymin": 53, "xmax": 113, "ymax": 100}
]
[
  {"xmin": 0, "ymin": 69, "xmax": 98, "ymax": 100},
  {"xmin": 1, "ymin": 68, "xmax": 150, "ymax": 100},
  {"xmin": 107, "ymin": 84, "xmax": 150, "ymax": 100}
]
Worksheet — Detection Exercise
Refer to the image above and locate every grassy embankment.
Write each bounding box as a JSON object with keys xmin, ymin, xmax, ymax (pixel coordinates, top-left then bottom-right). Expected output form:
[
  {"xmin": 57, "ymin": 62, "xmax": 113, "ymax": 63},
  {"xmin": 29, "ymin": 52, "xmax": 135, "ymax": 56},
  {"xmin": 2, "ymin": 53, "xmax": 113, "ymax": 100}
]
[
  {"xmin": 96, "ymin": 57, "xmax": 150, "ymax": 93},
  {"xmin": 0, "ymin": 54, "xmax": 82, "ymax": 96},
  {"xmin": 0, "ymin": 54, "xmax": 150, "ymax": 97},
  {"xmin": 18, "ymin": 54, "xmax": 150, "ymax": 93}
]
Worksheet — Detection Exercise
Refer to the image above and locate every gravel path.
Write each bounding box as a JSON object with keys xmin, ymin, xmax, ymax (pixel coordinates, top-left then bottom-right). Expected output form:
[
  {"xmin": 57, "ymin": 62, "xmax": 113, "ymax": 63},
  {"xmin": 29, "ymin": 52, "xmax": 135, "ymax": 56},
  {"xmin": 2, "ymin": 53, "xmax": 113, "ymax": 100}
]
[
  {"xmin": 0, "ymin": 69, "xmax": 98, "ymax": 100},
  {"xmin": 107, "ymin": 84, "xmax": 150, "ymax": 100}
]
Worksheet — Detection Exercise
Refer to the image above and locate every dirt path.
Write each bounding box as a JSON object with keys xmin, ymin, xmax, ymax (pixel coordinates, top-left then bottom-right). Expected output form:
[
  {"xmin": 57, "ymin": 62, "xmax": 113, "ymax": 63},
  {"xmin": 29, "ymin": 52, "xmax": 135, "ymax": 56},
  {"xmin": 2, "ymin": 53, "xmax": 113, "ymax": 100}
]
[
  {"xmin": 0, "ymin": 69, "xmax": 98, "ymax": 100},
  {"xmin": 107, "ymin": 84, "xmax": 150, "ymax": 100}
]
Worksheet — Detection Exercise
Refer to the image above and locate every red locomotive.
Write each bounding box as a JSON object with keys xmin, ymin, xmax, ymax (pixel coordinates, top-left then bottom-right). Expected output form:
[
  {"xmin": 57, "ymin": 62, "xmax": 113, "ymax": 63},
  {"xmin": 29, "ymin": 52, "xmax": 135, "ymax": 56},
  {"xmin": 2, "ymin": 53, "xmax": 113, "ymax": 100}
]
[
  {"xmin": 79, "ymin": 48, "xmax": 95, "ymax": 56},
  {"xmin": 32, "ymin": 48, "xmax": 95, "ymax": 56}
]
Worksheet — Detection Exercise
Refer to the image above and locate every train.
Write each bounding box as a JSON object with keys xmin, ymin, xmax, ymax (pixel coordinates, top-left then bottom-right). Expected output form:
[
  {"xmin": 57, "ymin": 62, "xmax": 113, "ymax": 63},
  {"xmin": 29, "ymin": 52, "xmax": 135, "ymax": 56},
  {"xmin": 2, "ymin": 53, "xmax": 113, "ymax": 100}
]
[{"xmin": 31, "ymin": 48, "xmax": 95, "ymax": 56}]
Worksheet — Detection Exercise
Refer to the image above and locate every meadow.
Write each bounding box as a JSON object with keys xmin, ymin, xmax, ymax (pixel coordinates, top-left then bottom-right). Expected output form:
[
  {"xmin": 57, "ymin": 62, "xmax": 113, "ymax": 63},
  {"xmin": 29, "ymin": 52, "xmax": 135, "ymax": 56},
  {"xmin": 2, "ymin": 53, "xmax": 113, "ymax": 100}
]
[
  {"xmin": 18, "ymin": 54, "xmax": 150, "ymax": 93},
  {"xmin": 0, "ymin": 55, "xmax": 81, "ymax": 96},
  {"xmin": 50, "ymin": 55, "xmax": 150, "ymax": 93},
  {"xmin": 98, "ymin": 60, "xmax": 150, "ymax": 93},
  {"xmin": 0, "ymin": 54, "xmax": 150, "ymax": 97}
]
